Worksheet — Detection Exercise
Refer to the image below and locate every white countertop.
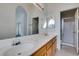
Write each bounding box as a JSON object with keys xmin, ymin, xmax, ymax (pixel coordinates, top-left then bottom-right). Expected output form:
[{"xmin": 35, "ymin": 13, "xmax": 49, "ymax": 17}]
[{"xmin": 0, "ymin": 33, "xmax": 57, "ymax": 56}]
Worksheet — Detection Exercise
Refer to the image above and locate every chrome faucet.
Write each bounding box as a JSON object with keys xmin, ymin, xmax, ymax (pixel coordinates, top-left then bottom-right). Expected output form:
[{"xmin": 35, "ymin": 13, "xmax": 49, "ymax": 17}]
[{"xmin": 12, "ymin": 39, "xmax": 21, "ymax": 46}]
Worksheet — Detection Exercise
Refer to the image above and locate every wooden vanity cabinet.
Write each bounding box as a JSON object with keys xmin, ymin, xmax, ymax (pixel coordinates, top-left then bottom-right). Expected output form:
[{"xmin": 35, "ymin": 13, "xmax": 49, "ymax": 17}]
[
  {"xmin": 32, "ymin": 45, "xmax": 47, "ymax": 56},
  {"xmin": 32, "ymin": 36, "xmax": 56, "ymax": 56},
  {"xmin": 46, "ymin": 37, "xmax": 56, "ymax": 56}
]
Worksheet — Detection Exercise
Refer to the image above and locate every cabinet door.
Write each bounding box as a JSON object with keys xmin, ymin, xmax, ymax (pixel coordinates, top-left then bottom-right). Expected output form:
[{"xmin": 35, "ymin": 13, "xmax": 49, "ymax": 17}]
[
  {"xmin": 47, "ymin": 46, "xmax": 53, "ymax": 56},
  {"xmin": 52, "ymin": 41, "xmax": 56, "ymax": 56},
  {"xmin": 41, "ymin": 52, "xmax": 47, "ymax": 56}
]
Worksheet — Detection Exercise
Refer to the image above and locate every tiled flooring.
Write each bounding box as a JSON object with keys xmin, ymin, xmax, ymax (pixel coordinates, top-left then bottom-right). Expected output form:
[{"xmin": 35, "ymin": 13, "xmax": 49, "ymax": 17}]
[{"xmin": 55, "ymin": 45, "xmax": 77, "ymax": 56}]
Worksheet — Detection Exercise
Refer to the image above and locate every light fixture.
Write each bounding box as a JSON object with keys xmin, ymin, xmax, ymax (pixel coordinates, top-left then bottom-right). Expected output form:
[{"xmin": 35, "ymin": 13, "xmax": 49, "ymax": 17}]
[{"xmin": 43, "ymin": 21, "xmax": 47, "ymax": 29}]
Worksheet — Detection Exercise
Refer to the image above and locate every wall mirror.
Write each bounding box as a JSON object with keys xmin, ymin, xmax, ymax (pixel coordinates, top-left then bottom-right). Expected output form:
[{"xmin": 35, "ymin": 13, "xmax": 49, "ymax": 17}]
[
  {"xmin": 16, "ymin": 6, "xmax": 27, "ymax": 37},
  {"xmin": 48, "ymin": 17, "xmax": 55, "ymax": 29}
]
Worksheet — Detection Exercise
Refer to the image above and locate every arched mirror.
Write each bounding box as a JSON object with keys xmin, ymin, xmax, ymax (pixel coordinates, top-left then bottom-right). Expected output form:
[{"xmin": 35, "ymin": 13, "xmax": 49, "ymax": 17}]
[
  {"xmin": 48, "ymin": 17, "xmax": 55, "ymax": 29},
  {"xmin": 16, "ymin": 6, "xmax": 27, "ymax": 37}
]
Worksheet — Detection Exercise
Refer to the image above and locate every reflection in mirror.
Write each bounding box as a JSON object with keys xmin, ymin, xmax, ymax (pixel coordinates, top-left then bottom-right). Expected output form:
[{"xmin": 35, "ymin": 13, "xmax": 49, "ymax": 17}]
[
  {"xmin": 16, "ymin": 6, "xmax": 27, "ymax": 37},
  {"xmin": 48, "ymin": 17, "xmax": 55, "ymax": 29},
  {"xmin": 32, "ymin": 17, "xmax": 39, "ymax": 34}
]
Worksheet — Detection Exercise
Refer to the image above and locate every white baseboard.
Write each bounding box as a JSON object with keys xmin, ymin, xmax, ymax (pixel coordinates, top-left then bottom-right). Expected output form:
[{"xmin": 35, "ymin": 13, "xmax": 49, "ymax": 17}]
[{"xmin": 61, "ymin": 42, "xmax": 74, "ymax": 47}]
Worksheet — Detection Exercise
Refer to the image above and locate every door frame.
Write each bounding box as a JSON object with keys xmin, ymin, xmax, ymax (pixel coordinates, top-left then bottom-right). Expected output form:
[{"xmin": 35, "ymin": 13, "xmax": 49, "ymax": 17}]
[
  {"xmin": 60, "ymin": 8, "xmax": 77, "ymax": 48},
  {"xmin": 32, "ymin": 17, "xmax": 39, "ymax": 34},
  {"xmin": 74, "ymin": 8, "xmax": 79, "ymax": 54}
]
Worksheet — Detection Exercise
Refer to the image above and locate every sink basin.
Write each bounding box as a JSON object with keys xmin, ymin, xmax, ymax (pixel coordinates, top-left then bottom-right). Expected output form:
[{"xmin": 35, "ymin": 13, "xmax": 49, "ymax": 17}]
[{"xmin": 4, "ymin": 43, "xmax": 34, "ymax": 56}]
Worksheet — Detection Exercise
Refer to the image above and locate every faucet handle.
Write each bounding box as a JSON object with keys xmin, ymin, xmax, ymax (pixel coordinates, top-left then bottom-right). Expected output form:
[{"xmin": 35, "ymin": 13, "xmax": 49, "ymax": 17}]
[{"xmin": 12, "ymin": 39, "xmax": 21, "ymax": 46}]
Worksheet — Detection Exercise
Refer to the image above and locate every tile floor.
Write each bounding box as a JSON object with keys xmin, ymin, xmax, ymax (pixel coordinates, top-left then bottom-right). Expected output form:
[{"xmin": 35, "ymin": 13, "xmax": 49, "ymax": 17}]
[{"xmin": 55, "ymin": 45, "xmax": 77, "ymax": 56}]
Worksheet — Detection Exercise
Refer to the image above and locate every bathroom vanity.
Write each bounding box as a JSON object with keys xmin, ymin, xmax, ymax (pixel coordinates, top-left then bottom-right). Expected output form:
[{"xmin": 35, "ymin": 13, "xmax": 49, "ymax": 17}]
[
  {"xmin": 32, "ymin": 36, "xmax": 56, "ymax": 56},
  {"xmin": 0, "ymin": 33, "xmax": 57, "ymax": 56}
]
